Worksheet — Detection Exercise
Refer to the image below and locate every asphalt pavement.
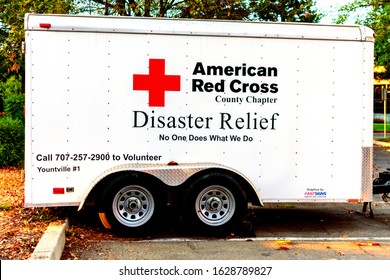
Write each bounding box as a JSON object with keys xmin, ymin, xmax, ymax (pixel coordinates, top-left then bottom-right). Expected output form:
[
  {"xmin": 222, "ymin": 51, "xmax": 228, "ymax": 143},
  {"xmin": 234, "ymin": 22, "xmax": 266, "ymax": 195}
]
[{"xmin": 66, "ymin": 197, "xmax": 390, "ymax": 260}]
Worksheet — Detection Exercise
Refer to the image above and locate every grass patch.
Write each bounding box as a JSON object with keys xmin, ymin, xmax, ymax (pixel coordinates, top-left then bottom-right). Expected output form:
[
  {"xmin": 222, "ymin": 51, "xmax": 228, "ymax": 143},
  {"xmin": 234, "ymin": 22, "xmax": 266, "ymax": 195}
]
[{"xmin": 374, "ymin": 123, "xmax": 390, "ymax": 132}]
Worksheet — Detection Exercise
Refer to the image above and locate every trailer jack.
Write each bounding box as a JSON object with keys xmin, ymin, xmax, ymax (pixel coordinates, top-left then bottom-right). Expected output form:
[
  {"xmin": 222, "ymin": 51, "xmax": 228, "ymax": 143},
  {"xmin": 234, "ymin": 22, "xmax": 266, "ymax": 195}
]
[
  {"xmin": 364, "ymin": 169, "xmax": 390, "ymax": 217},
  {"xmin": 372, "ymin": 169, "xmax": 390, "ymax": 199},
  {"xmin": 362, "ymin": 202, "xmax": 373, "ymax": 218},
  {"xmin": 382, "ymin": 193, "xmax": 390, "ymax": 203}
]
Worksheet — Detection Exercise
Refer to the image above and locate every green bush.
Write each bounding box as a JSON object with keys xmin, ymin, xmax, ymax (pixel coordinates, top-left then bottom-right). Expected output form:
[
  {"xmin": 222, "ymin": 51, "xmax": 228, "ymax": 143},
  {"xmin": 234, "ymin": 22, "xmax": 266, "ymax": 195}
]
[
  {"xmin": 0, "ymin": 76, "xmax": 25, "ymax": 167},
  {"xmin": 3, "ymin": 93, "xmax": 24, "ymax": 120},
  {"xmin": 0, "ymin": 76, "xmax": 24, "ymax": 120},
  {"xmin": 0, "ymin": 115, "xmax": 24, "ymax": 168}
]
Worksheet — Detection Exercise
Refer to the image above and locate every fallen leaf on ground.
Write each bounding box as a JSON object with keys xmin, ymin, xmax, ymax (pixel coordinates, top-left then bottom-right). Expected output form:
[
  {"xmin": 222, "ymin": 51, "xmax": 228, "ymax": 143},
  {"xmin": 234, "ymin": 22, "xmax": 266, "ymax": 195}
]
[
  {"xmin": 276, "ymin": 246, "xmax": 290, "ymax": 251},
  {"xmin": 0, "ymin": 167, "xmax": 69, "ymax": 260},
  {"xmin": 274, "ymin": 240, "xmax": 292, "ymax": 245},
  {"xmin": 356, "ymin": 242, "xmax": 380, "ymax": 247}
]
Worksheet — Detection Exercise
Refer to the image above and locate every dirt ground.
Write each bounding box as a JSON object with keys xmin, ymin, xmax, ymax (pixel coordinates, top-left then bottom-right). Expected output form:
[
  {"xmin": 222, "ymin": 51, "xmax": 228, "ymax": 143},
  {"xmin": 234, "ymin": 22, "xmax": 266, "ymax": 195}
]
[
  {"xmin": 0, "ymin": 167, "xmax": 49, "ymax": 259},
  {"xmin": 0, "ymin": 167, "xmax": 68, "ymax": 259},
  {"xmin": 0, "ymin": 167, "xmax": 124, "ymax": 260}
]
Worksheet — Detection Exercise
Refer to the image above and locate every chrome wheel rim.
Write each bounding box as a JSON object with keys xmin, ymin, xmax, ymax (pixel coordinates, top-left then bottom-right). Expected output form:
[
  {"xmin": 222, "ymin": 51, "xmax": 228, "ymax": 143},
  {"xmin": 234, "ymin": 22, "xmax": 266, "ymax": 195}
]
[
  {"xmin": 112, "ymin": 185, "xmax": 154, "ymax": 227},
  {"xmin": 195, "ymin": 185, "xmax": 235, "ymax": 226}
]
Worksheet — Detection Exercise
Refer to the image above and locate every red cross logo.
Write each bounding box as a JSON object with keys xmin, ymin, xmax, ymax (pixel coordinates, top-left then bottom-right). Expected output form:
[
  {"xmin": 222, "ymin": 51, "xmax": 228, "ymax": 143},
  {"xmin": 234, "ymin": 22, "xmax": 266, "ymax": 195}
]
[{"xmin": 133, "ymin": 59, "xmax": 181, "ymax": 107}]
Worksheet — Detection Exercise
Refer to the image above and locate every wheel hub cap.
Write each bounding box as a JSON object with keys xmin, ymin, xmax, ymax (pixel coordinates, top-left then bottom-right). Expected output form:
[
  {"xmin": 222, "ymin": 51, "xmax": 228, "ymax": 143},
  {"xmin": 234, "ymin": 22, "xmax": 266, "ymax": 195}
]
[
  {"xmin": 125, "ymin": 197, "xmax": 142, "ymax": 213},
  {"xmin": 206, "ymin": 197, "xmax": 222, "ymax": 212}
]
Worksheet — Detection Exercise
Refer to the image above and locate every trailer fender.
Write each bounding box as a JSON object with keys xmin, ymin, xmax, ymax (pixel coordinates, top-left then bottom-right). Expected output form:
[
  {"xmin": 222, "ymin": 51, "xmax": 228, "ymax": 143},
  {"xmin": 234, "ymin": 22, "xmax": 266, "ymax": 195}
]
[{"xmin": 78, "ymin": 162, "xmax": 263, "ymax": 211}]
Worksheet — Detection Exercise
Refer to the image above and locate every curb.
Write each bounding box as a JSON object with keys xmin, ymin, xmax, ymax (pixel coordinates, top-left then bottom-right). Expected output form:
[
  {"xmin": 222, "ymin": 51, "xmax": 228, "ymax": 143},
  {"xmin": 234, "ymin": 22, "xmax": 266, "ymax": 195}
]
[
  {"xmin": 30, "ymin": 219, "xmax": 68, "ymax": 260},
  {"xmin": 374, "ymin": 140, "xmax": 390, "ymax": 147}
]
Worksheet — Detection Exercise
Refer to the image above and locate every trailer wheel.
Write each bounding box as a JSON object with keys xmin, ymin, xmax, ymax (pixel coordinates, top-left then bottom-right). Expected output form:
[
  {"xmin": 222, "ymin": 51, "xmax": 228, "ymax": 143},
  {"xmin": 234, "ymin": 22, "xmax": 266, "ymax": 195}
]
[
  {"xmin": 184, "ymin": 172, "xmax": 246, "ymax": 233},
  {"xmin": 99, "ymin": 173, "xmax": 162, "ymax": 235}
]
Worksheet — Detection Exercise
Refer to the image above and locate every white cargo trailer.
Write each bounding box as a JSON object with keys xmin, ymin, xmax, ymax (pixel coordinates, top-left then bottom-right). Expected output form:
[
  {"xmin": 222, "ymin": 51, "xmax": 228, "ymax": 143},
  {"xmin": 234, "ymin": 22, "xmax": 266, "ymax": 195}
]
[{"xmin": 24, "ymin": 13, "xmax": 374, "ymax": 235}]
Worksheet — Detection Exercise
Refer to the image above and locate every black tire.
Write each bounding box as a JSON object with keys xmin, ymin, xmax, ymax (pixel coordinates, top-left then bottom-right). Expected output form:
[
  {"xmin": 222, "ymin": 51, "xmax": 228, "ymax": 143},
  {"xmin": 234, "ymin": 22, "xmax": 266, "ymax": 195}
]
[
  {"xmin": 183, "ymin": 172, "xmax": 247, "ymax": 234},
  {"xmin": 98, "ymin": 173, "xmax": 163, "ymax": 236}
]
